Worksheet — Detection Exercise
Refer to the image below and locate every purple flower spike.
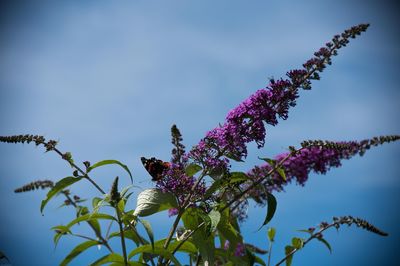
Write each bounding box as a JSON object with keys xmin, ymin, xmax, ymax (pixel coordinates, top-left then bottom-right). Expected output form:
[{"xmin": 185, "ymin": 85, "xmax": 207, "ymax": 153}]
[
  {"xmin": 156, "ymin": 162, "xmax": 206, "ymax": 204},
  {"xmin": 245, "ymin": 136, "xmax": 400, "ymax": 207},
  {"xmin": 189, "ymin": 24, "xmax": 370, "ymax": 169}
]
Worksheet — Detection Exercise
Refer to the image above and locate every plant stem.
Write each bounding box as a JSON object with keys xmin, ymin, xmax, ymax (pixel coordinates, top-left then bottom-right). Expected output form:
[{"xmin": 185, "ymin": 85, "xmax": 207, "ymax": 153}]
[
  {"xmin": 163, "ymin": 170, "xmax": 208, "ymax": 249},
  {"xmin": 126, "ymin": 221, "xmax": 156, "ymax": 266},
  {"xmin": 267, "ymin": 241, "xmax": 273, "ymax": 266},
  {"xmin": 62, "ymin": 191, "xmax": 114, "ymax": 253},
  {"xmin": 195, "ymin": 254, "xmax": 201, "ymax": 266},
  {"xmin": 105, "ymin": 220, "xmax": 114, "ymax": 240},
  {"xmin": 168, "ymin": 221, "xmax": 205, "ymax": 260},
  {"xmin": 274, "ymin": 224, "xmax": 335, "ymax": 266},
  {"xmin": 71, "ymin": 233, "xmax": 98, "ymax": 242},
  {"xmin": 166, "ymin": 149, "xmax": 301, "ymax": 263},
  {"xmin": 222, "ymin": 149, "xmax": 300, "ymax": 212},
  {"xmin": 52, "ymin": 147, "xmax": 106, "ymax": 194},
  {"xmin": 159, "ymin": 170, "xmax": 208, "ymax": 265},
  {"xmin": 116, "ymin": 206, "xmax": 128, "ymax": 266}
]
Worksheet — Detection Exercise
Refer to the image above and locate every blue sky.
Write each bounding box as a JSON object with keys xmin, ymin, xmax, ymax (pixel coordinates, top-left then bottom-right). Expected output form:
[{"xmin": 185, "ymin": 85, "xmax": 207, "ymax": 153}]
[{"xmin": 0, "ymin": 1, "xmax": 399, "ymax": 265}]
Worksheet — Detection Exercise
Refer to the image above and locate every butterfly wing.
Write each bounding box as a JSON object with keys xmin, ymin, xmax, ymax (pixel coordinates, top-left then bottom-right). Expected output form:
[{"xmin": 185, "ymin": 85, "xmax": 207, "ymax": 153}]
[{"xmin": 141, "ymin": 157, "xmax": 170, "ymax": 181}]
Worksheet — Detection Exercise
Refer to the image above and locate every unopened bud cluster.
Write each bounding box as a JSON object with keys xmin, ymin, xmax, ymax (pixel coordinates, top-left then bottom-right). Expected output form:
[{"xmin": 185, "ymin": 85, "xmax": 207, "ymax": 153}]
[
  {"xmin": 110, "ymin": 177, "xmax": 121, "ymax": 205},
  {"xmin": 332, "ymin": 216, "xmax": 388, "ymax": 236},
  {"xmin": 0, "ymin": 135, "xmax": 57, "ymax": 151},
  {"xmin": 14, "ymin": 180, "xmax": 54, "ymax": 193}
]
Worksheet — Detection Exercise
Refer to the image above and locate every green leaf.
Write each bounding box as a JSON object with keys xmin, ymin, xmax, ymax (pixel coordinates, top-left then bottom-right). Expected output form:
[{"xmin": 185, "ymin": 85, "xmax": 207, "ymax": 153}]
[
  {"xmin": 258, "ymin": 192, "xmax": 277, "ymax": 231},
  {"xmin": 87, "ymin": 159, "xmax": 133, "ymax": 183},
  {"xmin": 297, "ymin": 229, "xmax": 314, "ymax": 235},
  {"xmin": 147, "ymin": 238, "xmax": 197, "ymax": 254},
  {"xmin": 92, "ymin": 197, "xmax": 103, "ymax": 209},
  {"xmin": 185, "ymin": 163, "xmax": 202, "ymax": 177},
  {"xmin": 117, "ymin": 199, "xmax": 125, "ymax": 213},
  {"xmin": 52, "ymin": 225, "xmax": 71, "ymax": 246},
  {"xmin": 108, "ymin": 230, "xmax": 145, "ymax": 246},
  {"xmin": 317, "ymin": 237, "xmax": 332, "ymax": 254},
  {"xmin": 267, "ymin": 227, "xmax": 276, "ymax": 242},
  {"xmin": 276, "ymin": 167, "xmax": 287, "ymax": 181},
  {"xmin": 169, "ymin": 239, "xmax": 197, "ymax": 254},
  {"xmin": 259, "ymin": 157, "xmax": 276, "ymax": 166},
  {"xmin": 89, "ymin": 253, "xmax": 124, "ymax": 266},
  {"xmin": 121, "ymin": 211, "xmax": 136, "ymax": 226},
  {"xmin": 291, "ymin": 237, "xmax": 304, "ymax": 249},
  {"xmin": 121, "ymin": 185, "xmax": 134, "ymax": 198},
  {"xmin": 254, "ymin": 255, "xmax": 267, "ymax": 266},
  {"xmin": 225, "ymin": 152, "xmax": 244, "ymax": 162},
  {"xmin": 52, "ymin": 225, "xmax": 71, "ymax": 234},
  {"xmin": 217, "ymin": 207, "xmax": 241, "ymax": 249},
  {"xmin": 133, "ymin": 189, "xmax": 178, "ymax": 217},
  {"xmin": 88, "ymin": 219, "xmax": 102, "ymax": 238},
  {"xmin": 139, "ymin": 219, "xmax": 154, "ymax": 250},
  {"xmin": 128, "ymin": 245, "xmax": 181, "ymax": 266},
  {"xmin": 230, "ymin": 172, "xmax": 250, "ymax": 183},
  {"xmin": 208, "ymin": 210, "xmax": 221, "ymax": 234},
  {"xmin": 259, "ymin": 157, "xmax": 286, "ymax": 180},
  {"xmin": 182, "ymin": 208, "xmax": 215, "ymax": 265},
  {"xmin": 66, "ymin": 213, "xmax": 116, "ymax": 231},
  {"xmin": 124, "ymin": 191, "xmax": 134, "ymax": 202},
  {"xmin": 204, "ymin": 173, "xmax": 248, "ymax": 200},
  {"xmin": 196, "ymin": 210, "xmax": 212, "ymax": 235},
  {"xmin": 284, "ymin": 245, "xmax": 295, "ymax": 266},
  {"xmin": 204, "ymin": 178, "xmax": 225, "ymax": 199},
  {"xmin": 92, "ymin": 196, "xmax": 109, "ymax": 214},
  {"xmin": 245, "ymin": 247, "xmax": 256, "ymax": 266},
  {"xmin": 76, "ymin": 206, "xmax": 89, "ymax": 217},
  {"xmin": 110, "ymin": 262, "xmax": 146, "ymax": 266},
  {"xmin": 60, "ymin": 240, "xmax": 99, "ymax": 266},
  {"xmin": 41, "ymin": 176, "xmax": 82, "ymax": 213}
]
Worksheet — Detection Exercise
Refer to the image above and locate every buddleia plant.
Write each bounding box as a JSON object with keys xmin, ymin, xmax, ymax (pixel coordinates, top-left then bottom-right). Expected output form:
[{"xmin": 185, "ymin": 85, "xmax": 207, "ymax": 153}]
[{"xmin": 1, "ymin": 23, "xmax": 399, "ymax": 266}]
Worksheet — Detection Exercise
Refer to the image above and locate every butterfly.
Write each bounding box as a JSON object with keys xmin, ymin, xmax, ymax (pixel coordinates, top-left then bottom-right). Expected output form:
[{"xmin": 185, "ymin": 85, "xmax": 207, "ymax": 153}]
[{"xmin": 141, "ymin": 157, "xmax": 170, "ymax": 181}]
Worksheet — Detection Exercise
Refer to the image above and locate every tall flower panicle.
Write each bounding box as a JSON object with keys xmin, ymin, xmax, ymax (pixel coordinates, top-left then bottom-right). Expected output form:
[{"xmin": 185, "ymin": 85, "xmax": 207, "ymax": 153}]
[
  {"xmin": 156, "ymin": 125, "xmax": 206, "ymax": 205},
  {"xmin": 0, "ymin": 134, "xmax": 57, "ymax": 152},
  {"xmin": 189, "ymin": 24, "xmax": 370, "ymax": 167},
  {"xmin": 14, "ymin": 180, "xmax": 54, "ymax": 193},
  {"xmin": 246, "ymin": 135, "xmax": 400, "ymax": 206},
  {"xmin": 171, "ymin": 124, "xmax": 185, "ymax": 164},
  {"xmin": 332, "ymin": 216, "xmax": 388, "ymax": 236}
]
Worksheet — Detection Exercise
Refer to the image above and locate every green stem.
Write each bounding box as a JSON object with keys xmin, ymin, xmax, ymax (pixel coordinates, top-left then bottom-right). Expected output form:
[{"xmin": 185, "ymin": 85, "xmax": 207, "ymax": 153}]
[
  {"xmin": 71, "ymin": 233, "xmax": 98, "ymax": 242},
  {"xmin": 52, "ymin": 147, "xmax": 106, "ymax": 194},
  {"xmin": 267, "ymin": 241, "xmax": 273, "ymax": 266},
  {"xmin": 126, "ymin": 221, "xmax": 156, "ymax": 266},
  {"xmin": 159, "ymin": 170, "xmax": 208, "ymax": 266},
  {"xmin": 105, "ymin": 220, "xmax": 114, "ymax": 240},
  {"xmin": 222, "ymin": 148, "xmax": 301, "ymax": 212},
  {"xmin": 62, "ymin": 191, "xmax": 113, "ymax": 253},
  {"xmin": 167, "ymin": 148, "xmax": 302, "ymax": 262},
  {"xmin": 274, "ymin": 224, "xmax": 335, "ymax": 266},
  {"xmin": 164, "ymin": 170, "xmax": 208, "ymax": 248},
  {"xmin": 116, "ymin": 207, "xmax": 128, "ymax": 266},
  {"xmin": 168, "ymin": 221, "xmax": 205, "ymax": 263},
  {"xmin": 195, "ymin": 255, "xmax": 201, "ymax": 266}
]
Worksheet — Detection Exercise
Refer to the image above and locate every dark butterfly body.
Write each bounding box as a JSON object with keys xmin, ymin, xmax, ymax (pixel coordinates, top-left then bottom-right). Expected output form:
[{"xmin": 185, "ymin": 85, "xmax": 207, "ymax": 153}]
[{"xmin": 141, "ymin": 157, "xmax": 170, "ymax": 181}]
